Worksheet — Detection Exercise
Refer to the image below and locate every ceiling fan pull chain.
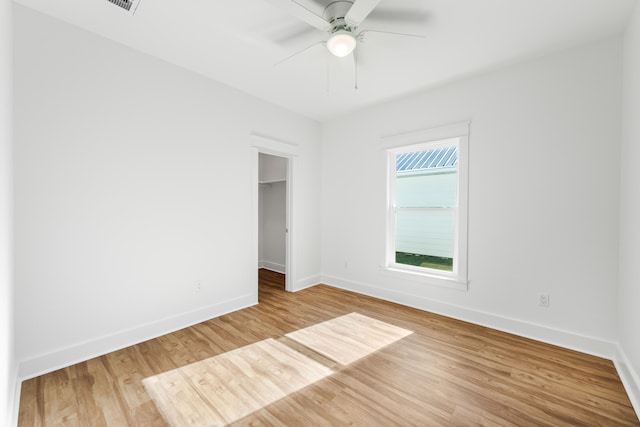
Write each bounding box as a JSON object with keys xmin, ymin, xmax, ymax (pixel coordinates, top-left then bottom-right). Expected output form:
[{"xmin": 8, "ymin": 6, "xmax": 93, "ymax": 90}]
[
  {"xmin": 326, "ymin": 53, "xmax": 330, "ymax": 96},
  {"xmin": 353, "ymin": 50, "xmax": 359, "ymax": 90}
]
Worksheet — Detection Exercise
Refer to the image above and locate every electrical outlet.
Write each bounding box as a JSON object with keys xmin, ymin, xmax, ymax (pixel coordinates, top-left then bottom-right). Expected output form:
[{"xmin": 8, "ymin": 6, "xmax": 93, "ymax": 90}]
[
  {"xmin": 195, "ymin": 281, "xmax": 201, "ymax": 293},
  {"xmin": 538, "ymin": 293, "xmax": 550, "ymax": 307}
]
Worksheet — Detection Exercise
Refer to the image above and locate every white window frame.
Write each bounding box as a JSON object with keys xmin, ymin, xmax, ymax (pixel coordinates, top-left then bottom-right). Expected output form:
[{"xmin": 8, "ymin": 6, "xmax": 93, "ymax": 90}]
[{"xmin": 382, "ymin": 122, "xmax": 469, "ymax": 290}]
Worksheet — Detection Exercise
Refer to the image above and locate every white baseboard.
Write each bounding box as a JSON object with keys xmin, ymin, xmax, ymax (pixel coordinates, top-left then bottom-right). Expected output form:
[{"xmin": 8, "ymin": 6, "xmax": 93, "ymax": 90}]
[
  {"xmin": 17, "ymin": 293, "xmax": 257, "ymax": 381},
  {"xmin": 293, "ymin": 274, "xmax": 321, "ymax": 292},
  {"xmin": 259, "ymin": 260, "xmax": 286, "ymax": 274},
  {"xmin": 257, "ymin": 262, "xmax": 320, "ymax": 292},
  {"xmin": 321, "ymin": 274, "xmax": 617, "ymax": 359},
  {"xmin": 6, "ymin": 364, "xmax": 19, "ymax": 427},
  {"xmin": 615, "ymin": 345, "xmax": 640, "ymax": 418}
]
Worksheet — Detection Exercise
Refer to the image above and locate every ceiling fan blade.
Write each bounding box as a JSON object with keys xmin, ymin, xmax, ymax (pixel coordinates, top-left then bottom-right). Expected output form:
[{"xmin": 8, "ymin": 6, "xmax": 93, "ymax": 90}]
[
  {"xmin": 344, "ymin": 0, "xmax": 382, "ymax": 27},
  {"xmin": 275, "ymin": 41, "xmax": 325, "ymax": 66},
  {"xmin": 365, "ymin": 8, "xmax": 429, "ymax": 26},
  {"xmin": 360, "ymin": 29, "xmax": 425, "ymax": 39},
  {"xmin": 270, "ymin": 25, "xmax": 320, "ymax": 47},
  {"xmin": 264, "ymin": 0, "xmax": 330, "ymax": 31}
]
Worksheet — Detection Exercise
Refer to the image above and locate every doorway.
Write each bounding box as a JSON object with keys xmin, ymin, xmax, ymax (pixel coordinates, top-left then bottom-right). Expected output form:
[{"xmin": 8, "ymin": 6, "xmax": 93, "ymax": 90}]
[
  {"xmin": 258, "ymin": 153, "xmax": 288, "ymax": 290},
  {"xmin": 251, "ymin": 134, "xmax": 298, "ymax": 296}
]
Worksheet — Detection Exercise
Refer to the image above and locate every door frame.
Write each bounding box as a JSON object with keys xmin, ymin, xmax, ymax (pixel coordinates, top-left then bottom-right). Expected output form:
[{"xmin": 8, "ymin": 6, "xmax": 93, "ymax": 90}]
[{"xmin": 251, "ymin": 134, "xmax": 298, "ymax": 293}]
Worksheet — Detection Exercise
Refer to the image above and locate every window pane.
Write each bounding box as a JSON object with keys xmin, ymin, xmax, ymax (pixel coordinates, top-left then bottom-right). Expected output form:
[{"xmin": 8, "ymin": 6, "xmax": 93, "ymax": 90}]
[
  {"xmin": 395, "ymin": 170, "xmax": 457, "ymax": 208},
  {"xmin": 394, "ymin": 146, "xmax": 457, "ymax": 272},
  {"xmin": 395, "ymin": 147, "xmax": 458, "ymax": 208},
  {"xmin": 395, "ymin": 209, "xmax": 454, "ymax": 271}
]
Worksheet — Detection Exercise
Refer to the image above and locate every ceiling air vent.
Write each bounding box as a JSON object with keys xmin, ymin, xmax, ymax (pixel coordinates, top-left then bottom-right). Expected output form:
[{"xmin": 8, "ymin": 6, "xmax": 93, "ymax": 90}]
[
  {"xmin": 107, "ymin": 0, "xmax": 132, "ymax": 11},
  {"xmin": 107, "ymin": 0, "xmax": 141, "ymax": 14}
]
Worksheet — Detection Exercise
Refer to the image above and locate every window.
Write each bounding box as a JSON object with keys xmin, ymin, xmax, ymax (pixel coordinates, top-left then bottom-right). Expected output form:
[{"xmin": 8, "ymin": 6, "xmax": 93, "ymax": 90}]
[{"xmin": 384, "ymin": 123, "xmax": 469, "ymax": 288}]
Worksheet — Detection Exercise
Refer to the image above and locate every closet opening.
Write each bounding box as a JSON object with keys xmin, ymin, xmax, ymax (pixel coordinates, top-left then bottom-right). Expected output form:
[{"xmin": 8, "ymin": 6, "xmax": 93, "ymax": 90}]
[{"xmin": 258, "ymin": 153, "xmax": 289, "ymax": 292}]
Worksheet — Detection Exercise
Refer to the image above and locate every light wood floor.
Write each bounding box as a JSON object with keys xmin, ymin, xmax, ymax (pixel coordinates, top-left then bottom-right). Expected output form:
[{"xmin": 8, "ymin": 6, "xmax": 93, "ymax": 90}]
[{"xmin": 18, "ymin": 269, "xmax": 639, "ymax": 426}]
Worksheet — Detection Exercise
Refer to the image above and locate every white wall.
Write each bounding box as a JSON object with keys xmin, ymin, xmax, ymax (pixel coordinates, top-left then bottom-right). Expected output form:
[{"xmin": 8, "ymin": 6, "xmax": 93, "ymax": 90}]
[
  {"xmin": 259, "ymin": 153, "xmax": 287, "ymax": 183},
  {"xmin": 619, "ymin": 1, "xmax": 640, "ymax": 413},
  {"xmin": 258, "ymin": 184, "xmax": 264, "ymax": 264},
  {"xmin": 13, "ymin": 5, "xmax": 321, "ymax": 378},
  {"xmin": 1, "ymin": 0, "xmax": 15, "ymax": 423},
  {"xmin": 322, "ymin": 37, "xmax": 623, "ymax": 357},
  {"xmin": 260, "ymin": 181, "xmax": 286, "ymax": 273}
]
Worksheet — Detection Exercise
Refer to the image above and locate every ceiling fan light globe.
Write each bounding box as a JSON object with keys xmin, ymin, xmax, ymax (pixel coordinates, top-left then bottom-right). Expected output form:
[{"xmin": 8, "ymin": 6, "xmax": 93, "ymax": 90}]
[{"xmin": 327, "ymin": 32, "xmax": 357, "ymax": 57}]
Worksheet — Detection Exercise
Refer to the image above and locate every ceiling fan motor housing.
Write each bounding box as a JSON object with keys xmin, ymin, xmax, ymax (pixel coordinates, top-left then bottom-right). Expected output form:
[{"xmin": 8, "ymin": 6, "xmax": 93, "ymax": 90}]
[{"xmin": 324, "ymin": 1, "xmax": 355, "ymax": 33}]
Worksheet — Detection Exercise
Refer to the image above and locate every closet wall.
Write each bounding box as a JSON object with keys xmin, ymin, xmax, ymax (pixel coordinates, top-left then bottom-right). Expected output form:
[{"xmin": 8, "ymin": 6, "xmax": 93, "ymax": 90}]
[{"xmin": 259, "ymin": 154, "xmax": 287, "ymax": 273}]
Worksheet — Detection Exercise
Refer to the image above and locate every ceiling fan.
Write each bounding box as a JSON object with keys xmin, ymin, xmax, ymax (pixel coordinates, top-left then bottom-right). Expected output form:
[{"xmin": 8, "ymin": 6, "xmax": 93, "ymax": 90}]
[{"xmin": 265, "ymin": 0, "xmax": 425, "ymax": 86}]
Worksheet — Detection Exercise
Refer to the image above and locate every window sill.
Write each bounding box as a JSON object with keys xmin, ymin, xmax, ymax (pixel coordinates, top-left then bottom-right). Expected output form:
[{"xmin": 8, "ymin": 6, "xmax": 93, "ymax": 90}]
[{"xmin": 380, "ymin": 265, "xmax": 469, "ymax": 291}]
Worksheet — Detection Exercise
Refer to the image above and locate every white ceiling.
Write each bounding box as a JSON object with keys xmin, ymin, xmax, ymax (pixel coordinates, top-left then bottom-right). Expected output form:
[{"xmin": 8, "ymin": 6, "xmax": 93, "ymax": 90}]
[{"xmin": 13, "ymin": 0, "xmax": 637, "ymax": 122}]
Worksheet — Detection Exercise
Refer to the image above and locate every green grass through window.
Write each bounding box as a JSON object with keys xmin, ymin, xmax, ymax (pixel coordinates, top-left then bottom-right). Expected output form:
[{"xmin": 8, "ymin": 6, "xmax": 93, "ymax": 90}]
[{"xmin": 395, "ymin": 252, "xmax": 453, "ymax": 271}]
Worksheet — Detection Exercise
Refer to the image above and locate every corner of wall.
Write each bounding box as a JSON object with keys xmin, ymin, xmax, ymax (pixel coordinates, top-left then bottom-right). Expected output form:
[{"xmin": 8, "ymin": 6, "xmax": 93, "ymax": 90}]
[
  {"xmin": 259, "ymin": 261, "xmax": 286, "ymax": 274},
  {"xmin": 8, "ymin": 366, "xmax": 20, "ymax": 427},
  {"xmin": 615, "ymin": 345, "xmax": 640, "ymax": 418},
  {"xmin": 293, "ymin": 275, "xmax": 322, "ymax": 292},
  {"xmin": 618, "ymin": 0, "xmax": 640, "ymax": 420}
]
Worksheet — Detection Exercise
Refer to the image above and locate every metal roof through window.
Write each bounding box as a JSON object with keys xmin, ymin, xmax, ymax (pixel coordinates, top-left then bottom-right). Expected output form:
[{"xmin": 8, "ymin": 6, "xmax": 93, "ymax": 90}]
[{"xmin": 396, "ymin": 146, "xmax": 458, "ymax": 172}]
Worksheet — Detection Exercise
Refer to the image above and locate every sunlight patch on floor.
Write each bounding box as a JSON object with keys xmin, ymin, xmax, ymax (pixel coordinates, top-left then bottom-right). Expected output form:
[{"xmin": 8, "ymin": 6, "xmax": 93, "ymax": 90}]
[
  {"xmin": 142, "ymin": 338, "xmax": 333, "ymax": 426},
  {"xmin": 143, "ymin": 313, "xmax": 413, "ymax": 426},
  {"xmin": 286, "ymin": 312, "xmax": 414, "ymax": 365}
]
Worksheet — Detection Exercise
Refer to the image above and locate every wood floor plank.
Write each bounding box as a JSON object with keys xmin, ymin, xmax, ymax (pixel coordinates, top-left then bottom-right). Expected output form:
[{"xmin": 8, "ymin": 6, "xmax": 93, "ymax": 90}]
[
  {"xmin": 18, "ymin": 269, "xmax": 640, "ymax": 426},
  {"xmin": 285, "ymin": 312, "xmax": 413, "ymax": 365},
  {"xmin": 83, "ymin": 358, "xmax": 132, "ymax": 427},
  {"xmin": 16, "ymin": 378, "xmax": 40, "ymax": 427},
  {"xmin": 143, "ymin": 338, "xmax": 333, "ymax": 426},
  {"xmin": 102, "ymin": 347, "xmax": 154, "ymax": 412}
]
